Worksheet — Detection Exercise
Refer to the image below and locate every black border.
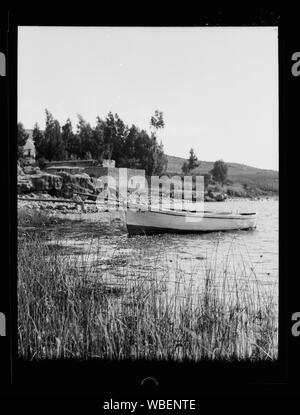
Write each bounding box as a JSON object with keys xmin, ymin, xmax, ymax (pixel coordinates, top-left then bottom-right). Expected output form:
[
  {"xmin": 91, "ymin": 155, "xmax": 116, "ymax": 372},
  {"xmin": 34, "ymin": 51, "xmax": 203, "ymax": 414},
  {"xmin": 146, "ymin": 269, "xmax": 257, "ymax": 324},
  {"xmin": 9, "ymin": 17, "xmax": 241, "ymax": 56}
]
[{"xmin": 2, "ymin": 6, "xmax": 299, "ymax": 401}]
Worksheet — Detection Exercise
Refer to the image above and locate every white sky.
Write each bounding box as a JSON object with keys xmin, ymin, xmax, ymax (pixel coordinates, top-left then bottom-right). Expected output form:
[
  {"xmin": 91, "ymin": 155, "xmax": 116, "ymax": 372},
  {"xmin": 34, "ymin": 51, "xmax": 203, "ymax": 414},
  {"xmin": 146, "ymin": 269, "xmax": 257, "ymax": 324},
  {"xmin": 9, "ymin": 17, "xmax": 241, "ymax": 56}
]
[{"xmin": 18, "ymin": 26, "xmax": 278, "ymax": 170}]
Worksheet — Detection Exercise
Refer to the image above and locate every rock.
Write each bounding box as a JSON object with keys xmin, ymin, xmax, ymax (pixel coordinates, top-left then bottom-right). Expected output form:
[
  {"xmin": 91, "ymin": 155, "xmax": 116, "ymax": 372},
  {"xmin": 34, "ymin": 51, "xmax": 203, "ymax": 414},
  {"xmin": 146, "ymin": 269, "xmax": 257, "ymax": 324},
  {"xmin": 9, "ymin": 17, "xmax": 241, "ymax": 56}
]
[
  {"xmin": 17, "ymin": 168, "xmax": 97, "ymax": 199},
  {"xmin": 17, "ymin": 176, "xmax": 34, "ymax": 194},
  {"xmin": 17, "ymin": 163, "xmax": 24, "ymax": 176},
  {"xmin": 215, "ymin": 192, "xmax": 227, "ymax": 202},
  {"xmin": 32, "ymin": 167, "xmax": 41, "ymax": 174},
  {"xmin": 30, "ymin": 173, "xmax": 63, "ymax": 192},
  {"xmin": 57, "ymin": 172, "xmax": 96, "ymax": 198},
  {"xmin": 23, "ymin": 165, "xmax": 41, "ymax": 175},
  {"xmin": 18, "ymin": 172, "xmax": 62, "ymax": 195},
  {"xmin": 204, "ymin": 190, "xmax": 227, "ymax": 202}
]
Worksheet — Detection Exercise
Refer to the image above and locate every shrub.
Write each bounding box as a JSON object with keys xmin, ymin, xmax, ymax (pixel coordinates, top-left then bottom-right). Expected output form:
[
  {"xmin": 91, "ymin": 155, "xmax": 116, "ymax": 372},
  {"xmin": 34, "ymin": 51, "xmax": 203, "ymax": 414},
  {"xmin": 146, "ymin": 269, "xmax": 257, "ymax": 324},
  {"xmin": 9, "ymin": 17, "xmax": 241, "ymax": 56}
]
[{"xmin": 37, "ymin": 157, "xmax": 48, "ymax": 170}]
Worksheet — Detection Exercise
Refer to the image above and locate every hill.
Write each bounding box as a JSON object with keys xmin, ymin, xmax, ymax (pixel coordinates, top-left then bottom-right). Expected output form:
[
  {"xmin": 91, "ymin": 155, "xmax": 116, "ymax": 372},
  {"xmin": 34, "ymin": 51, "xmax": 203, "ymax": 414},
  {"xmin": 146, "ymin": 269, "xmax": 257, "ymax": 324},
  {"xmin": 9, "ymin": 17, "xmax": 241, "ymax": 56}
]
[{"xmin": 166, "ymin": 155, "xmax": 278, "ymax": 193}]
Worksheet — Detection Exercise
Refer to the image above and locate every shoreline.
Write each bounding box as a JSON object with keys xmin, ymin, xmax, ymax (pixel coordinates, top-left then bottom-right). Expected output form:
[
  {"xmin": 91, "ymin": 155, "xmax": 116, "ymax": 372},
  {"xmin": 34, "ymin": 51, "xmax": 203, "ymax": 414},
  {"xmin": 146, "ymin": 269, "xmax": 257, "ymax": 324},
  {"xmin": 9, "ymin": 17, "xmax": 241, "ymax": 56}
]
[
  {"xmin": 17, "ymin": 195, "xmax": 278, "ymax": 225},
  {"xmin": 226, "ymin": 195, "xmax": 278, "ymax": 202},
  {"xmin": 18, "ymin": 192, "xmax": 278, "ymax": 205},
  {"xmin": 18, "ymin": 201, "xmax": 278, "ymax": 361}
]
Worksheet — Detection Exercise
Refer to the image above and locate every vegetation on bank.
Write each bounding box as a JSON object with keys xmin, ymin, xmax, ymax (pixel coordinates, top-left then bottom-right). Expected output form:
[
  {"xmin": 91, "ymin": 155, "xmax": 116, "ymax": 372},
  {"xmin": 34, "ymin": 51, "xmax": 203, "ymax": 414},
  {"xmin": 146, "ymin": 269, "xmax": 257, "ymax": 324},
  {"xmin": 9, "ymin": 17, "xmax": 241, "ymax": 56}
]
[
  {"xmin": 18, "ymin": 208, "xmax": 72, "ymax": 228},
  {"xmin": 177, "ymin": 149, "xmax": 277, "ymax": 198},
  {"xmin": 182, "ymin": 150, "xmax": 228, "ymax": 186},
  {"xmin": 18, "ymin": 109, "xmax": 167, "ymax": 176},
  {"xmin": 18, "ymin": 111, "xmax": 278, "ymax": 199},
  {"xmin": 18, "ymin": 216, "xmax": 278, "ymax": 361}
]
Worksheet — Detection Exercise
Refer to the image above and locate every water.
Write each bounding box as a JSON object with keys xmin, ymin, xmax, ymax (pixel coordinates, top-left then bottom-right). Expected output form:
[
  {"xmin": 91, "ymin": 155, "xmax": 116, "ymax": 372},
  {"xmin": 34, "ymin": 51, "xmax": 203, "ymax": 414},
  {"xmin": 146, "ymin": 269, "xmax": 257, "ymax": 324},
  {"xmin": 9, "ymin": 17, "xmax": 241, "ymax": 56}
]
[{"xmin": 45, "ymin": 198, "xmax": 278, "ymax": 305}]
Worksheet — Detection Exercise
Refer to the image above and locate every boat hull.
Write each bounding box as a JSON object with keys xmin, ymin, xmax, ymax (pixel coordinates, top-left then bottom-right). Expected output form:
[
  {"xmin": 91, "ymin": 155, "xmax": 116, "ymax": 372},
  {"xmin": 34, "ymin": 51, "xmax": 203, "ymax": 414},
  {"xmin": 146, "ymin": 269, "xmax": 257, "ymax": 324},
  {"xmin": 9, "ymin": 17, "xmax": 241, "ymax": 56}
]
[{"xmin": 126, "ymin": 208, "xmax": 257, "ymax": 235}]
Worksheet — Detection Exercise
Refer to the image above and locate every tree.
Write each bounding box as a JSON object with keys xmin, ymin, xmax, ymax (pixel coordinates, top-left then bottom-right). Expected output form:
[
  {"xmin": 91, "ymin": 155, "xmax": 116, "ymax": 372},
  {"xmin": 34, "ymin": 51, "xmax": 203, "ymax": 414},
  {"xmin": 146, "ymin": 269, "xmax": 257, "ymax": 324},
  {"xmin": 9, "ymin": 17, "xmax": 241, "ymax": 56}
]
[
  {"xmin": 210, "ymin": 160, "xmax": 228, "ymax": 185},
  {"xmin": 37, "ymin": 157, "xmax": 47, "ymax": 170},
  {"xmin": 188, "ymin": 148, "xmax": 200, "ymax": 171},
  {"xmin": 17, "ymin": 123, "xmax": 29, "ymax": 159},
  {"xmin": 22, "ymin": 109, "xmax": 168, "ymax": 175},
  {"xmin": 130, "ymin": 128, "xmax": 153, "ymax": 173},
  {"xmin": 76, "ymin": 115, "xmax": 95, "ymax": 159},
  {"xmin": 181, "ymin": 148, "xmax": 200, "ymax": 174},
  {"xmin": 111, "ymin": 113, "xmax": 128, "ymax": 163},
  {"xmin": 44, "ymin": 110, "xmax": 63, "ymax": 160},
  {"xmin": 120, "ymin": 124, "xmax": 140, "ymax": 168},
  {"xmin": 61, "ymin": 118, "xmax": 77, "ymax": 159},
  {"xmin": 149, "ymin": 110, "xmax": 167, "ymax": 175},
  {"xmin": 204, "ymin": 173, "xmax": 212, "ymax": 187},
  {"xmin": 119, "ymin": 124, "xmax": 167, "ymax": 176},
  {"xmin": 32, "ymin": 123, "xmax": 45, "ymax": 160},
  {"xmin": 152, "ymin": 138, "xmax": 168, "ymax": 175},
  {"xmin": 93, "ymin": 116, "xmax": 106, "ymax": 162},
  {"xmin": 101, "ymin": 112, "xmax": 129, "ymax": 164},
  {"xmin": 181, "ymin": 161, "xmax": 189, "ymax": 175},
  {"xmin": 150, "ymin": 110, "xmax": 165, "ymax": 131}
]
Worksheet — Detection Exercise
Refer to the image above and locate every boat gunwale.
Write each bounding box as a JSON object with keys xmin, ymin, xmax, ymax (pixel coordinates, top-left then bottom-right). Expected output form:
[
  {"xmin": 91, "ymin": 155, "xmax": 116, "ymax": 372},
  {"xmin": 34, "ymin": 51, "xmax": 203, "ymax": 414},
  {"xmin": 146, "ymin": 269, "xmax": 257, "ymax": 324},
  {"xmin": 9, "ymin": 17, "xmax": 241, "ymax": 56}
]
[{"xmin": 127, "ymin": 207, "xmax": 257, "ymax": 220}]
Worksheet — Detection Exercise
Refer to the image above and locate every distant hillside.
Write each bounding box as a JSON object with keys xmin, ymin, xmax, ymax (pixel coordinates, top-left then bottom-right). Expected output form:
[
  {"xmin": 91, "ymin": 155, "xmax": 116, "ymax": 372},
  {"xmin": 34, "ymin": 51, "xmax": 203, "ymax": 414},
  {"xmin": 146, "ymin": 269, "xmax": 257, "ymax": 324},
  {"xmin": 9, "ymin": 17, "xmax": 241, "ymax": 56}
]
[{"xmin": 166, "ymin": 155, "xmax": 278, "ymax": 192}]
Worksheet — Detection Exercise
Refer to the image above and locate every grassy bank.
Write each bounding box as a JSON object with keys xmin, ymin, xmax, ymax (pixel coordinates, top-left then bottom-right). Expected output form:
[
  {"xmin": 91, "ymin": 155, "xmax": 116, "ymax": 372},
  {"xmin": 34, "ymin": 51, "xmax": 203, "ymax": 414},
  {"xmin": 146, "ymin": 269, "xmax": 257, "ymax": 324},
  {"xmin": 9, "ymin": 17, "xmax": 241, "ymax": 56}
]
[
  {"xmin": 18, "ymin": 208, "xmax": 68, "ymax": 228},
  {"xmin": 18, "ymin": 224, "xmax": 278, "ymax": 361}
]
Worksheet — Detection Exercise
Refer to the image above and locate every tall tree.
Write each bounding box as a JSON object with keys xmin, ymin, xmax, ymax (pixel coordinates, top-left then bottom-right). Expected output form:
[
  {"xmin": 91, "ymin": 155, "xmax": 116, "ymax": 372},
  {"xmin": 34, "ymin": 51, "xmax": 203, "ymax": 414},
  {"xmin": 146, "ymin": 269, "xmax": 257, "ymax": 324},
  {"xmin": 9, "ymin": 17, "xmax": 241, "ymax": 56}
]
[
  {"xmin": 150, "ymin": 110, "xmax": 165, "ymax": 131},
  {"xmin": 149, "ymin": 110, "xmax": 167, "ymax": 175},
  {"xmin": 93, "ymin": 116, "xmax": 106, "ymax": 162},
  {"xmin": 181, "ymin": 161, "xmax": 189, "ymax": 175},
  {"xmin": 103, "ymin": 112, "xmax": 128, "ymax": 164},
  {"xmin": 120, "ymin": 124, "xmax": 140, "ymax": 168},
  {"xmin": 76, "ymin": 115, "xmax": 94, "ymax": 159},
  {"xmin": 188, "ymin": 148, "xmax": 200, "ymax": 171},
  {"xmin": 61, "ymin": 118, "xmax": 77, "ymax": 159},
  {"xmin": 151, "ymin": 134, "xmax": 167, "ymax": 175},
  {"xmin": 44, "ymin": 110, "xmax": 63, "ymax": 160},
  {"xmin": 17, "ymin": 123, "xmax": 29, "ymax": 159},
  {"xmin": 102, "ymin": 112, "xmax": 116, "ymax": 159},
  {"xmin": 182, "ymin": 148, "xmax": 200, "ymax": 174},
  {"xmin": 210, "ymin": 159, "xmax": 228, "ymax": 185},
  {"xmin": 32, "ymin": 123, "xmax": 45, "ymax": 160},
  {"xmin": 21, "ymin": 110, "xmax": 168, "ymax": 175}
]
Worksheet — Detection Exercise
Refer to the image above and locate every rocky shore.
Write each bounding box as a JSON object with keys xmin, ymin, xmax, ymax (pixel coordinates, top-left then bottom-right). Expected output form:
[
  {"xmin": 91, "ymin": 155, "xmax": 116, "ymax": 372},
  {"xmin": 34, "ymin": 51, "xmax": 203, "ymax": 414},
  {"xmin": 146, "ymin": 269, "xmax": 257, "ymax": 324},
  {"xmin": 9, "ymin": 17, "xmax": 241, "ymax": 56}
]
[{"xmin": 17, "ymin": 163, "xmax": 276, "ymax": 215}]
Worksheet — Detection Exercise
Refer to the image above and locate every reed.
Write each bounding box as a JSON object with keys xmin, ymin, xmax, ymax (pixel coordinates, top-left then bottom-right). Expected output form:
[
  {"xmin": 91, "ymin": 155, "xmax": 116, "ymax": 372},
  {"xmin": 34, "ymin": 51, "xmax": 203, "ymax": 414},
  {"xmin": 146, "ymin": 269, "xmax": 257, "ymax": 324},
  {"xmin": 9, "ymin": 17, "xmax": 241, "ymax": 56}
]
[{"xmin": 17, "ymin": 228, "xmax": 278, "ymax": 361}]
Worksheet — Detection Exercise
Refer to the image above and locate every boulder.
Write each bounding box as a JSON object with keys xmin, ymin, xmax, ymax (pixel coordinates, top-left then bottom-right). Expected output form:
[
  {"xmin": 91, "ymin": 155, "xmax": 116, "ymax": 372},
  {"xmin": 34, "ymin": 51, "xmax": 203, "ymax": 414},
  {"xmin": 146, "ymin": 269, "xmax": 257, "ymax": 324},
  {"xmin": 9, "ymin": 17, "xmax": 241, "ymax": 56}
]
[
  {"xmin": 30, "ymin": 173, "xmax": 63, "ymax": 192},
  {"xmin": 204, "ymin": 190, "xmax": 227, "ymax": 202},
  {"xmin": 17, "ymin": 168, "xmax": 97, "ymax": 198},
  {"xmin": 204, "ymin": 193, "xmax": 215, "ymax": 202},
  {"xmin": 57, "ymin": 172, "xmax": 96, "ymax": 198},
  {"xmin": 18, "ymin": 172, "xmax": 62, "ymax": 194},
  {"xmin": 215, "ymin": 192, "xmax": 227, "ymax": 202}
]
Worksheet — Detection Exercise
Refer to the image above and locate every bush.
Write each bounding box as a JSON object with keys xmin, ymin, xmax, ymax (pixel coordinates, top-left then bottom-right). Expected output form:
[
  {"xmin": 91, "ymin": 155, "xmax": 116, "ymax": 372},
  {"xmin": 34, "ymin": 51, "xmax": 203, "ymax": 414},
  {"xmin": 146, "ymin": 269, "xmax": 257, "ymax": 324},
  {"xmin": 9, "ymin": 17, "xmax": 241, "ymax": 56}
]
[
  {"xmin": 210, "ymin": 160, "xmax": 228, "ymax": 185},
  {"xmin": 204, "ymin": 173, "xmax": 212, "ymax": 187},
  {"xmin": 37, "ymin": 157, "xmax": 48, "ymax": 170},
  {"xmin": 207, "ymin": 183, "xmax": 223, "ymax": 193}
]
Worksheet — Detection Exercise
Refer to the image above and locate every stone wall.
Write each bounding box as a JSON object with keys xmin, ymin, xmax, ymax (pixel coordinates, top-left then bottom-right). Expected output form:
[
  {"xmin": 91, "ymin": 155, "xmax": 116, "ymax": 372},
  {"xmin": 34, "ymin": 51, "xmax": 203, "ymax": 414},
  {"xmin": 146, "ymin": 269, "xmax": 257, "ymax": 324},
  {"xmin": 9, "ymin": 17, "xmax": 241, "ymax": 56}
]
[
  {"xmin": 45, "ymin": 159, "xmax": 98, "ymax": 168},
  {"xmin": 84, "ymin": 166, "xmax": 145, "ymax": 190}
]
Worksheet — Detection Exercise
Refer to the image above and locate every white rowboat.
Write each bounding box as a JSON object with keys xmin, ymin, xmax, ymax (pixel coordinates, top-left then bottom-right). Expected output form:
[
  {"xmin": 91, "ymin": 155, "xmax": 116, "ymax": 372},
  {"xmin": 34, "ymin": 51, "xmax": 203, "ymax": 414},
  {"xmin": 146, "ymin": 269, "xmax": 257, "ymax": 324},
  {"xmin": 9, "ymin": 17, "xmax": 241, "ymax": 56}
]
[{"xmin": 126, "ymin": 207, "xmax": 257, "ymax": 235}]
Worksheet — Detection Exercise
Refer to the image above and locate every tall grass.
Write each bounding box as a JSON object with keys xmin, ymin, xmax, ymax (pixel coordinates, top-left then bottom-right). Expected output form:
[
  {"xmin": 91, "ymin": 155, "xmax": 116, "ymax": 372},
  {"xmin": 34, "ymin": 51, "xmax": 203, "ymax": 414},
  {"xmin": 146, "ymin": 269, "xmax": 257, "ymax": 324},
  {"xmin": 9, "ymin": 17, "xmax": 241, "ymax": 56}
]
[
  {"xmin": 18, "ymin": 231, "xmax": 278, "ymax": 361},
  {"xmin": 18, "ymin": 208, "xmax": 66, "ymax": 228}
]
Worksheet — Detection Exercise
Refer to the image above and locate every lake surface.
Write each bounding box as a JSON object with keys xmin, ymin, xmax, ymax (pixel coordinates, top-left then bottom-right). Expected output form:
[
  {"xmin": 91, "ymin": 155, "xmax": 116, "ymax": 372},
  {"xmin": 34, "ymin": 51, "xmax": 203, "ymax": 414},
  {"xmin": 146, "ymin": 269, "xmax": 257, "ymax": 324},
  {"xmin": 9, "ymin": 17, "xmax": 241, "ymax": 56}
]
[{"xmin": 45, "ymin": 199, "xmax": 278, "ymax": 307}]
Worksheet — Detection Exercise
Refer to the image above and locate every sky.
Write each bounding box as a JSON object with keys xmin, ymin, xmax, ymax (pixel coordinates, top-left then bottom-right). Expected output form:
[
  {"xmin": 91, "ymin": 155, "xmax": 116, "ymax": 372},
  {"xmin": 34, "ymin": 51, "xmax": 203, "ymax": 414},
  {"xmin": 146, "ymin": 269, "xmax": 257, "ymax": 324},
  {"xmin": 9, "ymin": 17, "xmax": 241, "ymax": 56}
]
[{"xmin": 18, "ymin": 26, "xmax": 278, "ymax": 170}]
